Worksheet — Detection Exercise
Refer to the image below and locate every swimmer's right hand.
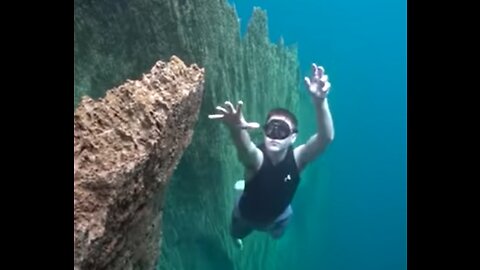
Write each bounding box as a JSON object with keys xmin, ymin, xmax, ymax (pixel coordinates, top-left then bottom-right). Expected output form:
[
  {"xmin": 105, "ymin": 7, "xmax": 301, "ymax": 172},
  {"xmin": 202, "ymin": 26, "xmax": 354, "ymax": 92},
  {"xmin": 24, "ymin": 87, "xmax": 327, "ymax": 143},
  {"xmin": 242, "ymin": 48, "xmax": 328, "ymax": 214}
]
[{"xmin": 208, "ymin": 100, "xmax": 260, "ymax": 130}]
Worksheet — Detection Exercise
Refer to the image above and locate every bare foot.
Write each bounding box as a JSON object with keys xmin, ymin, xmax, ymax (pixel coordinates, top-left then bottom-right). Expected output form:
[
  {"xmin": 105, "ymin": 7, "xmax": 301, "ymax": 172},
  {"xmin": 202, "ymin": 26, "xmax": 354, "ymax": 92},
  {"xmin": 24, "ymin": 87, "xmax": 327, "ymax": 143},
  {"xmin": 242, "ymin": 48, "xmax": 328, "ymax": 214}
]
[{"xmin": 234, "ymin": 238, "xmax": 243, "ymax": 250}]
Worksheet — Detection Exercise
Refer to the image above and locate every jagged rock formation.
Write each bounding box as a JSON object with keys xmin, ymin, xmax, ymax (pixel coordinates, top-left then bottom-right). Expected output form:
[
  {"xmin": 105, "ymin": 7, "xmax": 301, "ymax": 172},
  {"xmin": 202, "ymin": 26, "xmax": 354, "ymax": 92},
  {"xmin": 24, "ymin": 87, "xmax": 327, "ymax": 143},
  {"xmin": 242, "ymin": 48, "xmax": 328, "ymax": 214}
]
[{"xmin": 74, "ymin": 56, "xmax": 204, "ymax": 270}]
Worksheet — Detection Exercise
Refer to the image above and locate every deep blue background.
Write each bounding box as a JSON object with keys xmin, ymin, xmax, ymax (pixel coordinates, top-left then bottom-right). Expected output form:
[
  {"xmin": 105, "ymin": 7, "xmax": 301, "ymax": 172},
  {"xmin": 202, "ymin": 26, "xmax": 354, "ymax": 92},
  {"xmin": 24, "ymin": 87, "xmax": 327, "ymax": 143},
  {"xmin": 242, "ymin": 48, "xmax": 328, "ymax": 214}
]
[{"xmin": 230, "ymin": 0, "xmax": 406, "ymax": 269}]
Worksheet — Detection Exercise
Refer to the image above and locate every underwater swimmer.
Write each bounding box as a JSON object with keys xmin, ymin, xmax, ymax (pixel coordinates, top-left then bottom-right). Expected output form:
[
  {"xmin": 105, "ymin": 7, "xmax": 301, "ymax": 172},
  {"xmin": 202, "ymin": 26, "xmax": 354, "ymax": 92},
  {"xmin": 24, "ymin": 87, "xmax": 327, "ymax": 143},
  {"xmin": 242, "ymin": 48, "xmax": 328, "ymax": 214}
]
[{"xmin": 208, "ymin": 64, "xmax": 335, "ymax": 250}]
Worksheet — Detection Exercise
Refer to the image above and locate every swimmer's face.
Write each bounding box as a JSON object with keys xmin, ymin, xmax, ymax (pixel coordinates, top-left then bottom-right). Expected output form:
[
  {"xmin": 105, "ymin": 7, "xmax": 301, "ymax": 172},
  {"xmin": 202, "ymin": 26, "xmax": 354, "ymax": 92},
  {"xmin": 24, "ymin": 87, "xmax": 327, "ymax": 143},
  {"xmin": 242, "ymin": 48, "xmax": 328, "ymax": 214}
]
[{"xmin": 263, "ymin": 115, "xmax": 297, "ymax": 152}]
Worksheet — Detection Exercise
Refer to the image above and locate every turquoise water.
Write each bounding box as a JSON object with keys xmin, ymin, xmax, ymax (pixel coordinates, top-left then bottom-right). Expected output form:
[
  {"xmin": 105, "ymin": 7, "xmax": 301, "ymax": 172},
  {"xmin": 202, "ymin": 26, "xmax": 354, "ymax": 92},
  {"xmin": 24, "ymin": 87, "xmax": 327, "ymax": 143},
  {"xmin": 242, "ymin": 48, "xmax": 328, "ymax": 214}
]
[
  {"xmin": 74, "ymin": 0, "xmax": 406, "ymax": 268},
  {"xmin": 231, "ymin": 1, "xmax": 407, "ymax": 269}
]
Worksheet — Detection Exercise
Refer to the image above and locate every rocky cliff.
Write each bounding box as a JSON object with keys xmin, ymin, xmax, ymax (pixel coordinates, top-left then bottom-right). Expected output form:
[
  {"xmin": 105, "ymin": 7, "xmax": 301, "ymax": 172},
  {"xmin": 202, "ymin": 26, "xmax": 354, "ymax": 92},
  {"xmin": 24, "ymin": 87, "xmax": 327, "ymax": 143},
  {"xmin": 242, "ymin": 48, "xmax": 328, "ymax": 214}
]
[{"xmin": 74, "ymin": 56, "xmax": 204, "ymax": 270}]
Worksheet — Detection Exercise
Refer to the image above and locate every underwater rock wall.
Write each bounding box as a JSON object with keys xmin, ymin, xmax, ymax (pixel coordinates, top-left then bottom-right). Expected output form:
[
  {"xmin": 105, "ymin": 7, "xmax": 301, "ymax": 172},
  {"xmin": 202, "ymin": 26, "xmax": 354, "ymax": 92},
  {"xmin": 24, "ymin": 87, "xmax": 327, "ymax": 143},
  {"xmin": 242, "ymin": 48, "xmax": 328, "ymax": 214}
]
[
  {"xmin": 74, "ymin": 56, "xmax": 204, "ymax": 270},
  {"xmin": 74, "ymin": 0, "xmax": 301, "ymax": 269}
]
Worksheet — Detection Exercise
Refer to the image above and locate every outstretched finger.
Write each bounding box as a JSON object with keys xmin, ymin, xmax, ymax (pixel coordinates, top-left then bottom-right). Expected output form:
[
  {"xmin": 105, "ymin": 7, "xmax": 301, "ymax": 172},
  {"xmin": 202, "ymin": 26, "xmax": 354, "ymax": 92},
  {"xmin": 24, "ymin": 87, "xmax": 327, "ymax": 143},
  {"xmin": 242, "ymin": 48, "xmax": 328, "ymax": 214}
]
[
  {"xmin": 208, "ymin": 114, "xmax": 224, "ymax": 119},
  {"xmin": 225, "ymin": 101, "xmax": 236, "ymax": 114},
  {"xmin": 322, "ymin": 81, "xmax": 331, "ymax": 92},
  {"xmin": 320, "ymin": 74, "xmax": 329, "ymax": 83},
  {"xmin": 236, "ymin": 100, "xmax": 243, "ymax": 115},
  {"xmin": 247, "ymin": 122, "xmax": 260, "ymax": 129},
  {"xmin": 315, "ymin": 65, "xmax": 324, "ymax": 79},
  {"xmin": 216, "ymin": 106, "xmax": 228, "ymax": 114},
  {"xmin": 304, "ymin": 76, "xmax": 311, "ymax": 88}
]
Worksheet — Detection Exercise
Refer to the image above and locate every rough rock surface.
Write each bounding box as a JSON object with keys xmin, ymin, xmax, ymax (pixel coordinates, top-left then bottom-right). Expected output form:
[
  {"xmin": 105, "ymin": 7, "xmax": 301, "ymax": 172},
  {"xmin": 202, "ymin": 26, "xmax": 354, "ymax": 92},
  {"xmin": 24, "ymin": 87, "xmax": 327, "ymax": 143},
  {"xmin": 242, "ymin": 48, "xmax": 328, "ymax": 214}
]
[{"xmin": 74, "ymin": 55, "xmax": 204, "ymax": 270}]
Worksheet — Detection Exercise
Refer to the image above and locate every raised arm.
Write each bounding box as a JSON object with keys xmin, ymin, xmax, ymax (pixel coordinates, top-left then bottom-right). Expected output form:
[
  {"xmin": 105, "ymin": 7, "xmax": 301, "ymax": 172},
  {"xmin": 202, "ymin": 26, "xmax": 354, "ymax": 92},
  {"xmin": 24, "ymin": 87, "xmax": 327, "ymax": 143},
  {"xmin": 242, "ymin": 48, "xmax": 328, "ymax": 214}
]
[
  {"xmin": 295, "ymin": 64, "xmax": 335, "ymax": 170},
  {"xmin": 209, "ymin": 100, "xmax": 263, "ymax": 171}
]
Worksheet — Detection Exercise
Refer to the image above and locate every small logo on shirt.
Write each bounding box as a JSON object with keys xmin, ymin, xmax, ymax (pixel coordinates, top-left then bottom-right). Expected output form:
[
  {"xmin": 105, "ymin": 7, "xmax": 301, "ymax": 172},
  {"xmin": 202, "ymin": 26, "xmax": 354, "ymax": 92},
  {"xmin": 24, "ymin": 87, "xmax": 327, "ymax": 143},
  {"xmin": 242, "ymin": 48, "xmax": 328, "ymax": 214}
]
[{"xmin": 284, "ymin": 174, "xmax": 291, "ymax": 182}]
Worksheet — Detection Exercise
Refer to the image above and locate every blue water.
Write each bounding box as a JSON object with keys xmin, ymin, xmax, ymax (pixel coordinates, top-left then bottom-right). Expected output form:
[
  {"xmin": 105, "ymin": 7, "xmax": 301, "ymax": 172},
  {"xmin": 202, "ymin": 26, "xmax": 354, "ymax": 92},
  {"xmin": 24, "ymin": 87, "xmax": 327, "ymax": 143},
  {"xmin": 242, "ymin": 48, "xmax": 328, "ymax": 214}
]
[{"xmin": 230, "ymin": 1, "xmax": 407, "ymax": 269}]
